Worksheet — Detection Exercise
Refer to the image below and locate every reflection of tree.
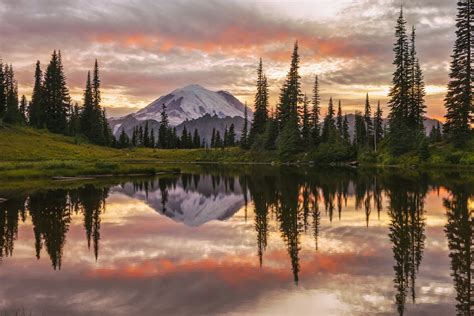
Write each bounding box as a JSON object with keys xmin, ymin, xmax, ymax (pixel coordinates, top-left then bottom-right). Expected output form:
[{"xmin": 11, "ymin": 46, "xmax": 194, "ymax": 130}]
[
  {"xmin": 77, "ymin": 185, "xmax": 108, "ymax": 261},
  {"xmin": 387, "ymin": 180, "xmax": 427, "ymax": 316},
  {"xmin": 276, "ymin": 171, "xmax": 302, "ymax": 285},
  {"xmin": 29, "ymin": 190, "xmax": 71, "ymax": 270},
  {"xmin": 0, "ymin": 197, "xmax": 26, "ymax": 259},
  {"xmin": 311, "ymin": 187, "xmax": 321, "ymax": 251},
  {"xmin": 444, "ymin": 189, "xmax": 473, "ymax": 315}
]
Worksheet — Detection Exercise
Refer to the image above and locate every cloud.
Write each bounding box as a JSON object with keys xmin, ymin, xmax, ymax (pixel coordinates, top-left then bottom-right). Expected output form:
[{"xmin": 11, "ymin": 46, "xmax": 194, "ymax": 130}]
[{"xmin": 0, "ymin": 0, "xmax": 458, "ymax": 118}]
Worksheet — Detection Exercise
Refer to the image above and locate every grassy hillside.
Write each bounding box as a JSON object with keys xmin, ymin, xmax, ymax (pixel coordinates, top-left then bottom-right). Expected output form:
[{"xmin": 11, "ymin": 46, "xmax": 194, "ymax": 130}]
[{"xmin": 0, "ymin": 126, "xmax": 274, "ymax": 179}]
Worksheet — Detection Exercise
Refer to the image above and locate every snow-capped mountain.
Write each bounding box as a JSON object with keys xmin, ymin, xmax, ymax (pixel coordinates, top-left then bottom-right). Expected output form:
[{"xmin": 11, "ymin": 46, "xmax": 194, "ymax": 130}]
[{"xmin": 110, "ymin": 84, "xmax": 251, "ymax": 136}]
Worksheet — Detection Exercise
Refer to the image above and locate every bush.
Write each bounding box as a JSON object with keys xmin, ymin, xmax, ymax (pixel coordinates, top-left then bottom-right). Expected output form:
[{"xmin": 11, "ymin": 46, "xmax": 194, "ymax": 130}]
[
  {"xmin": 445, "ymin": 153, "xmax": 461, "ymax": 164},
  {"xmin": 310, "ymin": 142, "xmax": 354, "ymax": 163}
]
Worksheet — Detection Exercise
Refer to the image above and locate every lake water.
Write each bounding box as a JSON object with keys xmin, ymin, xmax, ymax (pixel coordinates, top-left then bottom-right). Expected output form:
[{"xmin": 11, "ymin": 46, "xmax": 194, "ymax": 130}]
[{"xmin": 0, "ymin": 166, "xmax": 472, "ymax": 316}]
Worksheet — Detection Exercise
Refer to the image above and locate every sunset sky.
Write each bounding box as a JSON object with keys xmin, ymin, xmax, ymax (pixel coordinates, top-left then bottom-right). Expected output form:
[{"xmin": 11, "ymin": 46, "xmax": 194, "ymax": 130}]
[{"xmin": 0, "ymin": 0, "xmax": 456, "ymax": 119}]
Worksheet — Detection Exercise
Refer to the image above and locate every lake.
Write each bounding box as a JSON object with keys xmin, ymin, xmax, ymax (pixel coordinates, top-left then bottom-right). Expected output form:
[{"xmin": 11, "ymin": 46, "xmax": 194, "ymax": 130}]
[{"xmin": 0, "ymin": 166, "xmax": 472, "ymax": 316}]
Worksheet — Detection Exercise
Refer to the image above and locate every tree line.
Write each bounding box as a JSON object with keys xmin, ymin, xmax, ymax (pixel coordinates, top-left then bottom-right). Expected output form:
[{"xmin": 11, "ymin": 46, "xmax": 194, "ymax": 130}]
[
  {"xmin": 0, "ymin": 51, "xmax": 114, "ymax": 146},
  {"xmin": 116, "ymin": 104, "xmax": 237, "ymax": 149}
]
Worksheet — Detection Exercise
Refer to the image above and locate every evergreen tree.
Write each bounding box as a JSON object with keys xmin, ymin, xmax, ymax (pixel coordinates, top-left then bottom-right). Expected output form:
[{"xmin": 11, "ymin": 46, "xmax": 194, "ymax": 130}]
[
  {"xmin": 409, "ymin": 27, "xmax": 426, "ymax": 133},
  {"xmin": 211, "ymin": 127, "xmax": 216, "ymax": 148},
  {"xmin": 249, "ymin": 59, "xmax": 269, "ymax": 144},
  {"xmin": 158, "ymin": 104, "xmax": 169, "ymax": 149},
  {"xmin": 262, "ymin": 113, "xmax": 278, "ymax": 150},
  {"xmin": 342, "ymin": 115, "xmax": 350, "ymax": 143},
  {"xmin": 374, "ymin": 101, "xmax": 384, "ymax": 151},
  {"xmin": 228, "ymin": 124, "xmax": 236, "ymax": 147},
  {"xmin": 101, "ymin": 109, "xmax": 113, "ymax": 146},
  {"xmin": 192, "ymin": 129, "xmax": 200, "ymax": 148},
  {"xmin": 311, "ymin": 75, "xmax": 321, "ymax": 146},
  {"xmin": 364, "ymin": 93, "xmax": 374, "ymax": 147},
  {"xmin": 301, "ymin": 94, "xmax": 311, "ymax": 146},
  {"xmin": 241, "ymin": 105, "xmax": 249, "ymax": 149},
  {"xmin": 275, "ymin": 42, "xmax": 303, "ymax": 158},
  {"xmin": 19, "ymin": 95, "xmax": 27, "ymax": 124},
  {"xmin": 4, "ymin": 65, "xmax": 20, "ymax": 124},
  {"xmin": 321, "ymin": 97, "xmax": 336, "ymax": 143},
  {"xmin": 276, "ymin": 41, "xmax": 302, "ymax": 144},
  {"xmin": 223, "ymin": 126, "xmax": 229, "ymax": 147},
  {"xmin": 444, "ymin": 0, "xmax": 473, "ymax": 147},
  {"xmin": 354, "ymin": 111, "xmax": 367, "ymax": 148},
  {"xmin": 429, "ymin": 122, "xmax": 443, "ymax": 143},
  {"xmin": 68, "ymin": 102, "xmax": 81, "ymax": 136},
  {"xmin": 181, "ymin": 125, "xmax": 189, "ymax": 148},
  {"xmin": 143, "ymin": 122, "xmax": 150, "ymax": 147},
  {"xmin": 43, "ymin": 51, "xmax": 70, "ymax": 134},
  {"xmin": 0, "ymin": 61, "xmax": 5, "ymax": 119},
  {"xmin": 150, "ymin": 128, "xmax": 155, "ymax": 148},
  {"xmin": 80, "ymin": 72, "xmax": 96, "ymax": 140},
  {"xmin": 336, "ymin": 100, "xmax": 344, "ymax": 137},
  {"xmin": 29, "ymin": 61, "xmax": 44, "ymax": 127},
  {"xmin": 215, "ymin": 130, "xmax": 223, "ymax": 148},
  {"xmin": 387, "ymin": 8, "xmax": 412, "ymax": 154},
  {"xmin": 131, "ymin": 127, "xmax": 138, "ymax": 147},
  {"xmin": 118, "ymin": 128, "xmax": 130, "ymax": 148}
]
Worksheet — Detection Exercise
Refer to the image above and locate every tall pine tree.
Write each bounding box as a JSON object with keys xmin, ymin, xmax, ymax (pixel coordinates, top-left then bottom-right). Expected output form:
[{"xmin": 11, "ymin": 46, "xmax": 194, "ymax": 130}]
[
  {"xmin": 43, "ymin": 51, "xmax": 70, "ymax": 133},
  {"xmin": 364, "ymin": 93, "xmax": 374, "ymax": 147},
  {"xmin": 29, "ymin": 61, "xmax": 44, "ymax": 128},
  {"xmin": 249, "ymin": 58, "xmax": 269, "ymax": 145},
  {"xmin": 387, "ymin": 8, "xmax": 412, "ymax": 154},
  {"xmin": 0, "ymin": 61, "xmax": 5, "ymax": 119},
  {"xmin": 311, "ymin": 75, "xmax": 321, "ymax": 146},
  {"xmin": 444, "ymin": 0, "xmax": 473, "ymax": 147}
]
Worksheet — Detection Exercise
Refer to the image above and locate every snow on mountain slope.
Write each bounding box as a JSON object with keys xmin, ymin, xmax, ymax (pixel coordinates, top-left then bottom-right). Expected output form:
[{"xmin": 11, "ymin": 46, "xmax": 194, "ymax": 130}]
[{"xmin": 132, "ymin": 84, "xmax": 251, "ymax": 126}]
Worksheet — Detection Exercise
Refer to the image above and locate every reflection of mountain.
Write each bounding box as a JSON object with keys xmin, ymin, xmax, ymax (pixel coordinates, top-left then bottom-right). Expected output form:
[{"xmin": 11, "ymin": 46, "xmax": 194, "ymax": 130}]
[{"xmin": 114, "ymin": 175, "xmax": 246, "ymax": 227}]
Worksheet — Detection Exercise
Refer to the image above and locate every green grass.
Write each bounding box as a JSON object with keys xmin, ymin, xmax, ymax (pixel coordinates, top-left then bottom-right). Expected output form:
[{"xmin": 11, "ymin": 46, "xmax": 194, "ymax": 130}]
[{"xmin": 0, "ymin": 126, "xmax": 275, "ymax": 179}]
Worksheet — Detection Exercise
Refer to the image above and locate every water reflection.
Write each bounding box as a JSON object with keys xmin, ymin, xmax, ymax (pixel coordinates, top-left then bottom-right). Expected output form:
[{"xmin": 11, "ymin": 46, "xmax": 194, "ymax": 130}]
[{"xmin": 0, "ymin": 167, "xmax": 472, "ymax": 315}]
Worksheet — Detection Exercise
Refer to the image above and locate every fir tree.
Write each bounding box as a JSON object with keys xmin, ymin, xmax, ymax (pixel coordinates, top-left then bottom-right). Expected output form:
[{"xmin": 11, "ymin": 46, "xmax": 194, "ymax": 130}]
[
  {"xmin": 118, "ymin": 128, "xmax": 130, "ymax": 148},
  {"xmin": 374, "ymin": 101, "xmax": 384, "ymax": 151},
  {"xmin": 364, "ymin": 93, "xmax": 374, "ymax": 147},
  {"xmin": 4, "ymin": 65, "xmax": 20, "ymax": 124},
  {"xmin": 19, "ymin": 95, "xmax": 27, "ymax": 124},
  {"xmin": 211, "ymin": 128, "xmax": 216, "ymax": 148},
  {"xmin": 311, "ymin": 75, "xmax": 321, "ymax": 146},
  {"xmin": 215, "ymin": 130, "xmax": 223, "ymax": 148},
  {"xmin": 444, "ymin": 0, "xmax": 473, "ymax": 147},
  {"xmin": 181, "ymin": 125, "xmax": 189, "ymax": 148},
  {"xmin": 241, "ymin": 105, "xmax": 249, "ymax": 149},
  {"xmin": 277, "ymin": 41, "xmax": 302, "ymax": 130},
  {"xmin": 158, "ymin": 104, "xmax": 169, "ymax": 149},
  {"xmin": 193, "ymin": 129, "xmax": 200, "ymax": 148},
  {"xmin": 409, "ymin": 27, "xmax": 426, "ymax": 133},
  {"xmin": 143, "ymin": 121, "xmax": 150, "ymax": 147},
  {"xmin": 342, "ymin": 115, "xmax": 350, "ymax": 143},
  {"xmin": 29, "ymin": 61, "xmax": 44, "ymax": 127},
  {"xmin": 336, "ymin": 100, "xmax": 344, "ymax": 137},
  {"xmin": 150, "ymin": 128, "xmax": 156, "ymax": 148},
  {"xmin": 301, "ymin": 93, "xmax": 311, "ymax": 146},
  {"xmin": 249, "ymin": 58, "xmax": 269, "ymax": 144},
  {"xmin": 43, "ymin": 51, "xmax": 70, "ymax": 134},
  {"xmin": 228, "ymin": 124, "xmax": 236, "ymax": 146},
  {"xmin": 321, "ymin": 97, "xmax": 336, "ymax": 143},
  {"xmin": 0, "ymin": 61, "xmax": 5, "ymax": 119},
  {"xmin": 68, "ymin": 102, "xmax": 81, "ymax": 136},
  {"xmin": 354, "ymin": 111, "xmax": 367, "ymax": 148},
  {"xmin": 223, "ymin": 126, "xmax": 229, "ymax": 147},
  {"xmin": 387, "ymin": 8, "xmax": 412, "ymax": 154}
]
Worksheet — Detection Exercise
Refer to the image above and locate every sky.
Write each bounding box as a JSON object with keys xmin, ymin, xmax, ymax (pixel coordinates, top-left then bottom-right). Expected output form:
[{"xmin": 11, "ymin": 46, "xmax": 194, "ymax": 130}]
[{"xmin": 0, "ymin": 0, "xmax": 456, "ymax": 119}]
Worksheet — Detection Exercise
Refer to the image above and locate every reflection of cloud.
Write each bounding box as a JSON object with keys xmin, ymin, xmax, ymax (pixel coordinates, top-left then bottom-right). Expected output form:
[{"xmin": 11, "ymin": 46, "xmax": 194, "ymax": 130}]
[{"xmin": 0, "ymin": 181, "xmax": 459, "ymax": 315}]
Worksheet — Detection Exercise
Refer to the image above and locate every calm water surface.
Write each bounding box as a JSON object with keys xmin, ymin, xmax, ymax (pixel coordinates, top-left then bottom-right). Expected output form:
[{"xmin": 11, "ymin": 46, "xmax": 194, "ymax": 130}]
[{"xmin": 0, "ymin": 166, "xmax": 472, "ymax": 316}]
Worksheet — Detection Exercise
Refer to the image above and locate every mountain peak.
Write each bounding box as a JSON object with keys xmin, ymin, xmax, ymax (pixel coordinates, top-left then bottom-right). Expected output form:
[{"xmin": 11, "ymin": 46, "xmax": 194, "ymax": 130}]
[{"xmin": 127, "ymin": 84, "xmax": 250, "ymax": 126}]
